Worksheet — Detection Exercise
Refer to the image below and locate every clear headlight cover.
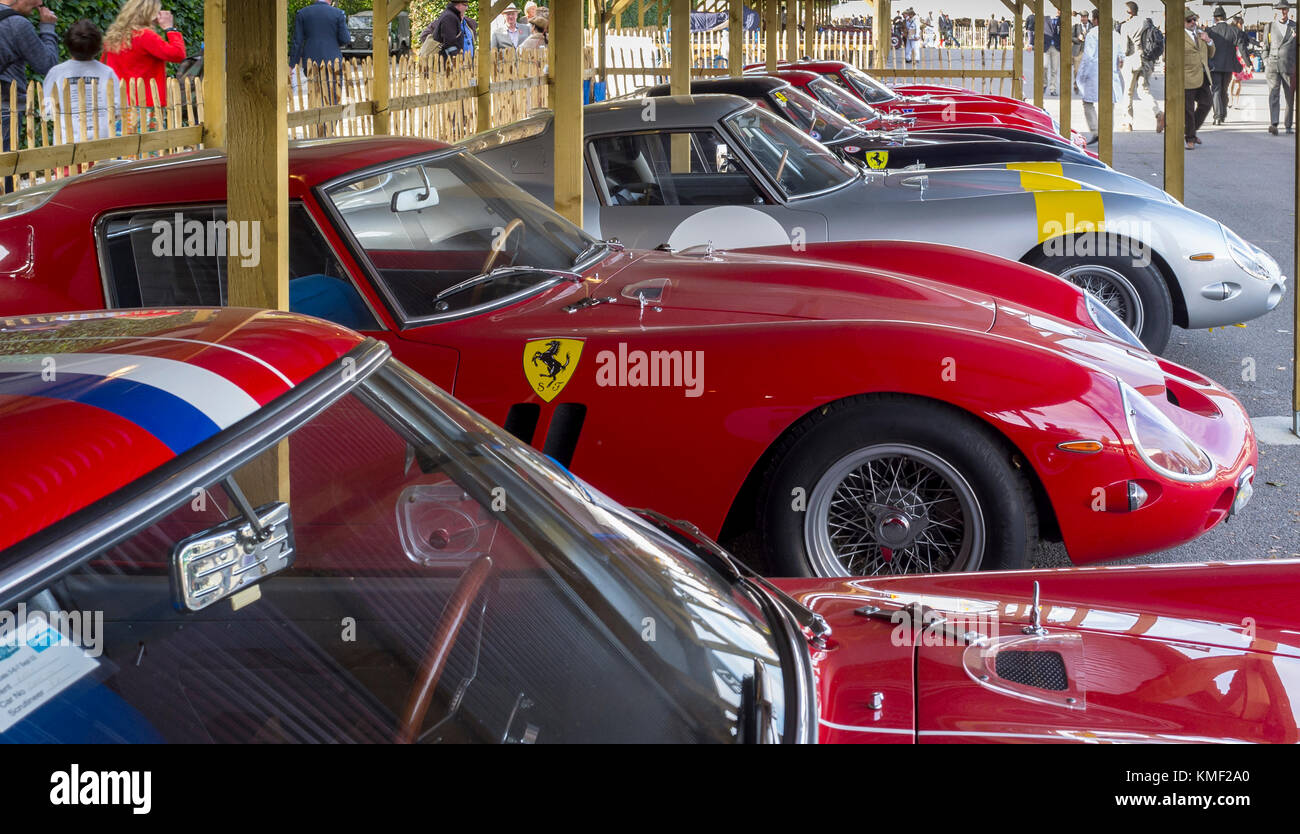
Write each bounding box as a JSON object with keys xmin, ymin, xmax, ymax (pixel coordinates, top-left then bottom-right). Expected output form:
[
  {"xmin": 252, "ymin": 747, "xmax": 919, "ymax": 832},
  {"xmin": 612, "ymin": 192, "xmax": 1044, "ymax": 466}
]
[
  {"xmin": 1119, "ymin": 381, "xmax": 1214, "ymax": 482},
  {"xmin": 1085, "ymin": 294, "xmax": 1146, "ymax": 350},
  {"xmin": 1220, "ymin": 223, "xmax": 1275, "ymax": 281}
]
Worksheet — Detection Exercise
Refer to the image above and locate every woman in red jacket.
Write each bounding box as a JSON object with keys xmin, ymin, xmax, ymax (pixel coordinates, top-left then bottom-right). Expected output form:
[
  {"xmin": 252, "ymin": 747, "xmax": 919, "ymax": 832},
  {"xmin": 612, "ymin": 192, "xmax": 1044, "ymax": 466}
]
[{"xmin": 103, "ymin": 0, "xmax": 186, "ymax": 107}]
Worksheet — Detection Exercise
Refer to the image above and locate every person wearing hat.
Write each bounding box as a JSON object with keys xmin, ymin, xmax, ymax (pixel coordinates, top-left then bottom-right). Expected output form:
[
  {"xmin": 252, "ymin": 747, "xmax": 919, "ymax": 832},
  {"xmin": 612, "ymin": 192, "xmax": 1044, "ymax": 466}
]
[
  {"xmin": 419, "ymin": 0, "xmax": 469, "ymax": 60},
  {"xmin": 1070, "ymin": 10, "xmax": 1089, "ymax": 90},
  {"xmin": 492, "ymin": 3, "xmax": 529, "ymax": 50},
  {"xmin": 904, "ymin": 8, "xmax": 921, "ymax": 64},
  {"xmin": 1183, "ymin": 10, "xmax": 1215, "ymax": 150},
  {"xmin": 1207, "ymin": 5, "xmax": 1244, "ymax": 124},
  {"xmin": 1263, "ymin": 0, "xmax": 1297, "ymax": 134}
]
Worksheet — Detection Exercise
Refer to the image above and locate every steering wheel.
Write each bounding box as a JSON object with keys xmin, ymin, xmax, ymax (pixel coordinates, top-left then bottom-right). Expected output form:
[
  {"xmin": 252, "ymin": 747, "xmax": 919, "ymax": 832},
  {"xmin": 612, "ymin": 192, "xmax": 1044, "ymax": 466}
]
[
  {"xmin": 397, "ymin": 553, "xmax": 494, "ymax": 744},
  {"xmin": 480, "ymin": 218, "xmax": 524, "ymax": 276}
]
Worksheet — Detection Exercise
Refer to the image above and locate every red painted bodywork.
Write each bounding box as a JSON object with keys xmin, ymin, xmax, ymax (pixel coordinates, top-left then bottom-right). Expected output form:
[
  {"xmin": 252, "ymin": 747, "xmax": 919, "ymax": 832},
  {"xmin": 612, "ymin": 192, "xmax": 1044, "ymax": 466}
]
[
  {"xmin": 754, "ymin": 60, "xmax": 1096, "ymax": 156},
  {"xmin": 0, "ymin": 308, "xmax": 363, "ymax": 550},
  {"xmin": 0, "ymin": 139, "xmax": 1256, "ymax": 567},
  {"xmin": 774, "ymin": 560, "xmax": 1300, "ymax": 743},
  {"xmin": 0, "ymin": 310, "xmax": 1289, "ymax": 744}
]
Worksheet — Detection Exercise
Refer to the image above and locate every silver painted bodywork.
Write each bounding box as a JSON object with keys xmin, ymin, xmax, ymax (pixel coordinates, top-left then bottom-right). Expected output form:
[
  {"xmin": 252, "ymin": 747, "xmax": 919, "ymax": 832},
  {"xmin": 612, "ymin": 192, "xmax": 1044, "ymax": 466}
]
[{"xmin": 466, "ymin": 96, "xmax": 1286, "ymax": 331}]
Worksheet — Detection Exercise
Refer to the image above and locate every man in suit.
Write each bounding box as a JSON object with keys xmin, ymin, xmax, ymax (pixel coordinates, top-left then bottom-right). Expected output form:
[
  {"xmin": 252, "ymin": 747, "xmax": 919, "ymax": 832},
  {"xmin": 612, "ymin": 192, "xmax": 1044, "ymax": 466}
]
[
  {"xmin": 1184, "ymin": 10, "xmax": 1215, "ymax": 148},
  {"xmin": 491, "ymin": 4, "xmax": 529, "ymax": 51},
  {"xmin": 290, "ymin": 0, "xmax": 350, "ymax": 69},
  {"xmin": 1263, "ymin": 0, "xmax": 1297, "ymax": 134},
  {"xmin": 1071, "ymin": 11, "xmax": 1089, "ymax": 89},
  {"xmin": 1207, "ymin": 6, "xmax": 1242, "ymax": 124},
  {"xmin": 1043, "ymin": 14, "xmax": 1062, "ymax": 96}
]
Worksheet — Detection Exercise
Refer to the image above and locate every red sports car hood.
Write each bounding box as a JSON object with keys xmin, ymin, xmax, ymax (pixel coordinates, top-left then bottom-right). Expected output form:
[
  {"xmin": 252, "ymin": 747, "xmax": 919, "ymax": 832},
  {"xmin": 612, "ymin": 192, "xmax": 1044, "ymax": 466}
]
[
  {"xmin": 773, "ymin": 563, "xmax": 1300, "ymax": 743},
  {"xmin": 591, "ymin": 247, "xmax": 998, "ymax": 332}
]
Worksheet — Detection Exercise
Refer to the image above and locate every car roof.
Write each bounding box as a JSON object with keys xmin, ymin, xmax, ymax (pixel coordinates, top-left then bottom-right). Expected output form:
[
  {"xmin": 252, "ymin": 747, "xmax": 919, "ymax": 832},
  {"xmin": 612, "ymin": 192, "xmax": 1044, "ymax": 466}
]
[
  {"xmin": 0, "ymin": 307, "xmax": 366, "ymax": 553},
  {"xmin": 30, "ymin": 136, "xmax": 448, "ymax": 210},
  {"xmin": 581, "ymin": 94, "xmax": 754, "ymax": 132},
  {"xmin": 645, "ymin": 76, "xmax": 787, "ymax": 98},
  {"xmin": 770, "ymin": 69, "xmax": 823, "ymax": 85}
]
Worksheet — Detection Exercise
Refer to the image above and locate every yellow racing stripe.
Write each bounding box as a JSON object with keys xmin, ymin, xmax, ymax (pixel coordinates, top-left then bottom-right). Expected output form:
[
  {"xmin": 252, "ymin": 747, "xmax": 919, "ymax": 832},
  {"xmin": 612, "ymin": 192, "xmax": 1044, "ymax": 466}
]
[{"xmin": 1007, "ymin": 163, "xmax": 1107, "ymax": 243}]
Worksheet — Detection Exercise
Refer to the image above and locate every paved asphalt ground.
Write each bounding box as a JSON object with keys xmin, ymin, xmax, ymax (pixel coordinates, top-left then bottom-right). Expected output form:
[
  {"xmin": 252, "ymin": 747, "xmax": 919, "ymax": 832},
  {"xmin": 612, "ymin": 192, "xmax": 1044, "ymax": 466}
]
[{"xmin": 1027, "ymin": 58, "xmax": 1299, "ymax": 566}]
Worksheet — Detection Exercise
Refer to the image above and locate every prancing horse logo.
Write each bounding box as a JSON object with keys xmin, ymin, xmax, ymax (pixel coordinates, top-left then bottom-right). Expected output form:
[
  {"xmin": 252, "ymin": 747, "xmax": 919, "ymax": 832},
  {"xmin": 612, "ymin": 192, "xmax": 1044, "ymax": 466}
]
[{"xmin": 523, "ymin": 337, "xmax": 584, "ymax": 402}]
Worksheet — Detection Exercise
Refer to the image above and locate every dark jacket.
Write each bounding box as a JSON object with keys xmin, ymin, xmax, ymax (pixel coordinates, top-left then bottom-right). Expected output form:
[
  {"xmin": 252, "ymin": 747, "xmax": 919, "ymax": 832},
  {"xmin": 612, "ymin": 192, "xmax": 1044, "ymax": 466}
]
[
  {"xmin": 1207, "ymin": 21, "xmax": 1241, "ymax": 71},
  {"xmin": 423, "ymin": 7, "xmax": 465, "ymax": 54},
  {"xmin": 1262, "ymin": 18, "xmax": 1297, "ymax": 75},
  {"xmin": 290, "ymin": 1, "xmax": 351, "ymax": 67},
  {"xmin": 0, "ymin": 12, "xmax": 57, "ymax": 113},
  {"xmin": 1071, "ymin": 21, "xmax": 1087, "ymax": 56},
  {"xmin": 1044, "ymin": 16, "xmax": 1062, "ymax": 50}
]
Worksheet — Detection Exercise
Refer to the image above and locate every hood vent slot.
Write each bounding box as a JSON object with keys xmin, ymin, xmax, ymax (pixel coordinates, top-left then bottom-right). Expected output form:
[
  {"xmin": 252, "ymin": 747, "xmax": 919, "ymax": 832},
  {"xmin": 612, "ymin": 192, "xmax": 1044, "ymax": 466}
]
[{"xmin": 995, "ymin": 650, "xmax": 1068, "ymax": 691}]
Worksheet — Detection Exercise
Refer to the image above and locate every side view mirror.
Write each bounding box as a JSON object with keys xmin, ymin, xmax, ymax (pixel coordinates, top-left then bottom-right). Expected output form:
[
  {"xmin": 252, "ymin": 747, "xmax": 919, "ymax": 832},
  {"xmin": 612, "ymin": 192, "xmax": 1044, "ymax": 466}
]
[{"xmin": 391, "ymin": 185, "xmax": 440, "ymax": 212}]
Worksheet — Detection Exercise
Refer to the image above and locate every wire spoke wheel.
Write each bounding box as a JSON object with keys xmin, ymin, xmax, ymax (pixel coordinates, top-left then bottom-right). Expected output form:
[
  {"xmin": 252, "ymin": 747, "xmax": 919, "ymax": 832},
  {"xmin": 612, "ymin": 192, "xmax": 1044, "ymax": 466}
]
[
  {"xmin": 804, "ymin": 443, "xmax": 984, "ymax": 577},
  {"xmin": 1058, "ymin": 263, "xmax": 1146, "ymax": 336}
]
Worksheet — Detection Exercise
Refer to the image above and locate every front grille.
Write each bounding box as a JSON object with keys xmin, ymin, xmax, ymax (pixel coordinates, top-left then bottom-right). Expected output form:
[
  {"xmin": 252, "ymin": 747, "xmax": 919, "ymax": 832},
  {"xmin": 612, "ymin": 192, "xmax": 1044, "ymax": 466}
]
[{"xmin": 995, "ymin": 650, "xmax": 1068, "ymax": 691}]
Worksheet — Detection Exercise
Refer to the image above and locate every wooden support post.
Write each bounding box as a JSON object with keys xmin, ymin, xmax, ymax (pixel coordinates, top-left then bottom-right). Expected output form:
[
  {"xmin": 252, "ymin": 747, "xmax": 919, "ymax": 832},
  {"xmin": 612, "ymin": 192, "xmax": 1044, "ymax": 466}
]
[
  {"xmin": 766, "ymin": 0, "xmax": 778, "ymax": 71},
  {"xmin": 1033, "ymin": 0, "xmax": 1043, "ymax": 109},
  {"xmin": 873, "ymin": 0, "xmax": 888, "ymax": 69},
  {"xmin": 202, "ymin": 0, "xmax": 226, "ymax": 146},
  {"xmin": 553, "ymin": 0, "xmax": 584, "ymax": 225},
  {"xmin": 1164, "ymin": 0, "xmax": 1184, "ymax": 201},
  {"xmin": 804, "ymin": 0, "xmax": 814, "ymax": 59},
  {"xmin": 373, "ymin": 0, "xmax": 391, "ymax": 134},
  {"xmin": 786, "ymin": 1, "xmax": 799, "ymax": 63},
  {"xmin": 1058, "ymin": 0, "xmax": 1070, "ymax": 140},
  {"xmin": 1098, "ymin": 0, "xmax": 1112, "ymax": 163},
  {"xmin": 225, "ymin": 0, "xmax": 287, "ymax": 312},
  {"xmin": 730, "ymin": 0, "xmax": 744, "ymax": 75},
  {"xmin": 1012, "ymin": 2, "xmax": 1024, "ymax": 100},
  {"xmin": 1294, "ymin": 110, "xmax": 1299, "ymax": 436},
  {"xmin": 671, "ymin": 0, "xmax": 689, "ymax": 90}
]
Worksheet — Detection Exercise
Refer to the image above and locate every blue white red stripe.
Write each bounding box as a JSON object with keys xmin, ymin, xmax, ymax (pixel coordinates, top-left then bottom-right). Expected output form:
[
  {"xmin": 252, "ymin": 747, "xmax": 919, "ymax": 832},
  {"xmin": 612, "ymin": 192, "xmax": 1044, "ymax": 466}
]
[{"xmin": 0, "ymin": 352, "xmax": 262, "ymax": 454}]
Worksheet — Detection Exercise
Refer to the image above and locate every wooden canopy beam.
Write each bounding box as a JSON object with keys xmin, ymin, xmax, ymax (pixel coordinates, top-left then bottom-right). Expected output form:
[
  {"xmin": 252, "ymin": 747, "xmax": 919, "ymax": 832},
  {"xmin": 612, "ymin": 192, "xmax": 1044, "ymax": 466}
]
[
  {"xmin": 553, "ymin": 0, "xmax": 584, "ymax": 225},
  {"xmin": 730, "ymin": 0, "xmax": 744, "ymax": 76},
  {"xmin": 766, "ymin": 0, "xmax": 778, "ymax": 71},
  {"xmin": 1012, "ymin": 1, "xmax": 1024, "ymax": 100},
  {"xmin": 1164, "ymin": 0, "xmax": 1185, "ymax": 201},
  {"xmin": 1033, "ymin": 0, "xmax": 1043, "ymax": 109},
  {"xmin": 202, "ymin": 0, "xmax": 226, "ymax": 147},
  {"xmin": 1098, "ymin": 0, "xmax": 1112, "ymax": 163},
  {"xmin": 374, "ymin": 0, "xmax": 391, "ymax": 134},
  {"xmin": 872, "ymin": 0, "xmax": 888, "ymax": 69},
  {"xmin": 387, "ymin": 0, "xmax": 411, "ymax": 24},
  {"xmin": 1053, "ymin": 0, "xmax": 1071, "ymax": 140}
]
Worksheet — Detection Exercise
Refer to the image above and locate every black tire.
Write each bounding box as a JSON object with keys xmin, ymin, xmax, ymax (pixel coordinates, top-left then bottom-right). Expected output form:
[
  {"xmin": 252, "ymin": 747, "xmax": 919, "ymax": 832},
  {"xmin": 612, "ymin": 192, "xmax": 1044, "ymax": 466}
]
[
  {"xmin": 1029, "ymin": 249, "xmax": 1174, "ymax": 355},
  {"xmin": 758, "ymin": 395, "xmax": 1036, "ymax": 578}
]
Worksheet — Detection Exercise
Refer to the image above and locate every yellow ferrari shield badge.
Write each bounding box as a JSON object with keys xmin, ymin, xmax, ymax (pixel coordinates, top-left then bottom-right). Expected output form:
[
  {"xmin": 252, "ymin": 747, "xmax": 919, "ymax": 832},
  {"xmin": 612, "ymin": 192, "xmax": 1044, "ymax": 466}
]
[
  {"xmin": 864, "ymin": 150, "xmax": 889, "ymax": 169},
  {"xmin": 524, "ymin": 338, "xmax": 584, "ymax": 402}
]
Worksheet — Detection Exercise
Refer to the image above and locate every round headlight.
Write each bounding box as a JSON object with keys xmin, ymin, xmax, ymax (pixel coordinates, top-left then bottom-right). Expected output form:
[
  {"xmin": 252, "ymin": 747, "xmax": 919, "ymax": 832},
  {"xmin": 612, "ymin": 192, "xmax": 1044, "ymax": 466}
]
[
  {"xmin": 1220, "ymin": 223, "xmax": 1275, "ymax": 281},
  {"xmin": 1085, "ymin": 293, "xmax": 1146, "ymax": 350},
  {"xmin": 1119, "ymin": 381, "xmax": 1214, "ymax": 482}
]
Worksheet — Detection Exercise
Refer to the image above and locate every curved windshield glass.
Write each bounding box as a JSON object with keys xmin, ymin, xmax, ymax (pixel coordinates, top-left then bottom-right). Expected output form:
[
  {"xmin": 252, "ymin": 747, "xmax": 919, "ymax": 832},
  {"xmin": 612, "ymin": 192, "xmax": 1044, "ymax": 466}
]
[
  {"xmin": 324, "ymin": 150, "xmax": 595, "ymax": 322},
  {"xmin": 3, "ymin": 352, "xmax": 791, "ymax": 744},
  {"xmin": 808, "ymin": 76, "xmax": 885, "ymax": 126},
  {"xmin": 841, "ymin": 65, "xmax": 899, "ymax": 104},
  {"xmin": 767, "ymin": 84, "xmax": 863, "ymax": 144},
  {"xmin": 724, "ymin": 107, "xmax": 856, "ymax": 197}
]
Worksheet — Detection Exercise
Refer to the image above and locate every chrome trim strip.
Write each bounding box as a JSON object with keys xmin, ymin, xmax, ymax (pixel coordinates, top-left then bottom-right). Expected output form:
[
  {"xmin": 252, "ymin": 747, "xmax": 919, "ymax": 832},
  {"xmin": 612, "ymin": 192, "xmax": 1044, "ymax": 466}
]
[
  {"xmin": 746, "ymin": 581, "xmax": 819, "ymax": 744},
  {"xmin": 0, "ymin": 339, "xmax": 391, "ymax": 610}
]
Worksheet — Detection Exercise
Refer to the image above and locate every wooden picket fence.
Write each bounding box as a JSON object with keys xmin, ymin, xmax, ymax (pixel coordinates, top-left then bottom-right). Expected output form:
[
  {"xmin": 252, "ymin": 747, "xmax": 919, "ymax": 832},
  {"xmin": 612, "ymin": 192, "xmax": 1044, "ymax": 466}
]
[
  {"xmin": 2, "ymin": 76, "xmax": 203, "ymax": 190},
  {"xmin": 1, "ymin": 48, "xmax": 557, "ymax": 191},
  {"xmin": 592, "ymin": 27, "xmax": 1017, "ymax": 98}
]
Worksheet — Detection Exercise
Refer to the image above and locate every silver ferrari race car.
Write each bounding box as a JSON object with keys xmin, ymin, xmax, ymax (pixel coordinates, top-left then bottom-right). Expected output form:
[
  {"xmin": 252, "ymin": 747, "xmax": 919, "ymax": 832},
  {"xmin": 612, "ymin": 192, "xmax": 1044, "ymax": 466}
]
[{"xmin": 467, "ymin": 95, "xmax": 1287, "ymax": 353}]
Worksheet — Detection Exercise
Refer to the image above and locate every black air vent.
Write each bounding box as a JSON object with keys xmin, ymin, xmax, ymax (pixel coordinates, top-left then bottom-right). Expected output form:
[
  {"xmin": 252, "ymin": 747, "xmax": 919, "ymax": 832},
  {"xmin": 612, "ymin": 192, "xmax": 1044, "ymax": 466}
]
[{"xmin": 995, "ymin": 650, "xmax": 1068, "ymax": 691}]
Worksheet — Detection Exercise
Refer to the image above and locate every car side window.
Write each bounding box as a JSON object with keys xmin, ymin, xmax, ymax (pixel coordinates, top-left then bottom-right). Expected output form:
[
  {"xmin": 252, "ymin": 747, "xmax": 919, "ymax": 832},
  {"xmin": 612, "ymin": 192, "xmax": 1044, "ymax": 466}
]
[
  {"xmin": 588, "ymin": 130, "xmax": 766, "ymax": 208},
  {"xmin": 99, "ymin": 205, "xmax": 381, "ymax": 331}
]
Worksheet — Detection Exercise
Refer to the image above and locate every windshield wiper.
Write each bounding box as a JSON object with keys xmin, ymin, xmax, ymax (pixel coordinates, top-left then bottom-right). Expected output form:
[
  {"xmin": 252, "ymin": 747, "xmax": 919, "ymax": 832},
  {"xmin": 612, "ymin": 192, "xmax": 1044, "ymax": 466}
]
[
  {"xmin": 571, "ymin": 238, "xmax": 623, "ymax": 267},
  {"xmin": 434, "ymin": 265, "xmax": 582, "ymax": 304},
  {"xmin": 633, "ymin": 509, "xmax": 831, "ymax": 647}
]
